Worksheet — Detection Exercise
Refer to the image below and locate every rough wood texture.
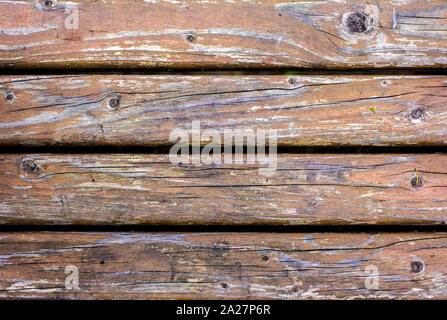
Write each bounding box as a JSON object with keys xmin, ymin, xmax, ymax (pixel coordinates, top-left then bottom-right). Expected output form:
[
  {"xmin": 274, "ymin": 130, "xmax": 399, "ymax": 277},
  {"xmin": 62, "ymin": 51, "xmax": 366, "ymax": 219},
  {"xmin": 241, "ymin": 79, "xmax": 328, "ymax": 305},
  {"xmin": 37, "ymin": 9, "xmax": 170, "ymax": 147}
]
[
  {"xmin": 0, "ymin": 232, "xmax": 446, "ymax": 299},
  {"xmin": 1, "ymin": 75, "xmax": 447, "ymax": 146},
  {"xmin": 2, "ymin": 153, "xmax": 447, "ymax": 225},
  {"xmin": 1, "ymin": 0, "xmax": 447, "ymax": 69}
]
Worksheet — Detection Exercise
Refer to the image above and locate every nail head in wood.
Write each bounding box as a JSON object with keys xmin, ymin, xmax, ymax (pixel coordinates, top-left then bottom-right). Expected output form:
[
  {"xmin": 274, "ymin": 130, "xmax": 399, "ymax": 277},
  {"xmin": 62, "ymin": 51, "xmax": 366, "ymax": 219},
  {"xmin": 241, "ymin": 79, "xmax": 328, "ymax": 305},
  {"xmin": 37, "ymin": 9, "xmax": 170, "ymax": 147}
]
[
  {"xmin": 5, "ymin": 93, "xmax": 14, "ymax": 102},
  {"xmin": 410, "ymin": 261, "xmax": 424, "ymax": 273},
  {"xmin": 288, "ymin": 77, "xmax": 297, "ymax": 85},
  {"xmin": 411, "ymin": 176, "xmax": 423, "ymax": 188},
  {"xmin": 185, "ymin": 34, "xmax": 196, "ymax": 43},
  {"xmin": 42, "ymin": 0, "xmax": 57, "ymax": 9},
  {"xmin": 411, "ymin": 108, "xmax": 424, "ymax": 120},
  {"xmin": 107, "ymin": 96, "xmax": 121, "ymax": 110}
]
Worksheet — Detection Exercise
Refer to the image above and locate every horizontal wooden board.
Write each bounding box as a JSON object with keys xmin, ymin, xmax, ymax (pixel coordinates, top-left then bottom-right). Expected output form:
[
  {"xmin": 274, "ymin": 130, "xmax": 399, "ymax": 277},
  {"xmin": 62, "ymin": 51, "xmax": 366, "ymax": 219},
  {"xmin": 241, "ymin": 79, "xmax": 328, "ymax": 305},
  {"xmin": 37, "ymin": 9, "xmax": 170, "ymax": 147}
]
[
  {"xmin": 1, "ymin": 75, "xmax": 447, "ymax": 146},
  {"xmin": 2, "ymin": 153, "xmax": 447, "ymax": 225},
  {"xmin": 0, "ymin": 232, "xmax": 446, "ymax": 299},
  {"xmin": 1, "ymin": 0, "xmax": 447, "ymax": 69}
]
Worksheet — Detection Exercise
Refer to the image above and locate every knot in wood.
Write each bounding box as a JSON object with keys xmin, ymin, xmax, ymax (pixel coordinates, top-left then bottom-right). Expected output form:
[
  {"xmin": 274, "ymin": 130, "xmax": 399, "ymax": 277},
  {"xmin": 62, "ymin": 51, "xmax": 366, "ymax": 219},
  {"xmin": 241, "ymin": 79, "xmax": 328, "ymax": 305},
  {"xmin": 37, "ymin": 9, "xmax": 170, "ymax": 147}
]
[
  {"xmin": 346, "ymin": 12, "xmax": 368, "ymax": 33},
  {"xmin": 410, "ymin": 261, "xmax": 424, "ymax": 273},
  {"xmin": 21, "ymin": 159, "xmax": 39, "ymax": 175}
]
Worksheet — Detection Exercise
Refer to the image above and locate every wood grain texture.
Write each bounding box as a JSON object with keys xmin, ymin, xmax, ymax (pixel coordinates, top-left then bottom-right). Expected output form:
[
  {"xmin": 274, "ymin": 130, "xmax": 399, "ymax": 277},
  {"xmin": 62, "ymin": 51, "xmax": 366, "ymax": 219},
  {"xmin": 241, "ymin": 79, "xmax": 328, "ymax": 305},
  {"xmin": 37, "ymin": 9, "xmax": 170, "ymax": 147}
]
[
  {"xmin": 0, "ymin": 232, "xmax": 446, "ymax": 299},
  {"xmin": 1, "ymin": 75, "xmax": 447, "ymax": 146},
  {"xmin": 2, "ymin": 153, "xmax": 447, "ymax": 225},
  {"xmin": 1, "ymin": 0, "xmax": 447, "ymax": 69}
]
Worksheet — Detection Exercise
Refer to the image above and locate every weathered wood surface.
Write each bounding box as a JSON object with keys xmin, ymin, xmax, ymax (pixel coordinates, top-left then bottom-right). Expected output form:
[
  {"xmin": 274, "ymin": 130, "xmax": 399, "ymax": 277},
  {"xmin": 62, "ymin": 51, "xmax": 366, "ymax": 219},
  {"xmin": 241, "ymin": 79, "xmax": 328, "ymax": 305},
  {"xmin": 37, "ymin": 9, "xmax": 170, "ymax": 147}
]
[
  {"xmin": 1, "ymin": 0, "xmax": 447, "ymax": 69},
  {"xmin": 2, "ymin": 153, "xmax": 447, "ymax": 225},
  {"xmin": 0, "ymin": 232, "xmax": 446, "ymax": 299},
  {"xmin": 1, "ymin": 75, "xmax": 447, "ymax": 146}
]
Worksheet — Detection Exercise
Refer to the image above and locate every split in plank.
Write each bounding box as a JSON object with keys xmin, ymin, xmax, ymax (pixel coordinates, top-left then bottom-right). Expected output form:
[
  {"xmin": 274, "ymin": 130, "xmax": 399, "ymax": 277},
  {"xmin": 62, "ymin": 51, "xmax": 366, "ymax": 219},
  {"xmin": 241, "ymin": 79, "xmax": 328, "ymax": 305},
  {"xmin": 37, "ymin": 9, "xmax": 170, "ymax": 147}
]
[
  {"xmin": 1, "ymin": 0, "xmax": 447, "ymax": 69},
  {"xmin": 1, "ymin": 75, "xmax": 447, "ymax": 146},
  {"xmin": 1, "ymin": 153, "xmax": 447, "ymax": 225},
  {"xmin": 0, "ymin": 232, "xmax": 446, "ymax": 299}
]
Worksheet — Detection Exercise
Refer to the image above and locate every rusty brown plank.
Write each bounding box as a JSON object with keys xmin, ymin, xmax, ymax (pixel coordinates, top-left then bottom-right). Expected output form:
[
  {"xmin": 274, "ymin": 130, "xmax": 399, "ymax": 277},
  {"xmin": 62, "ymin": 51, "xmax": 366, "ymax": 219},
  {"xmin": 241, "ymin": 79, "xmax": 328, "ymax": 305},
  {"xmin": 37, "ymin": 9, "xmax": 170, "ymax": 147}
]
[
  {"xmin": 1, "ymin": 153, "xmax": 447, "ymax": 225},
  {"xmin": 1, "ymin": 75, "xmax": 446, "ymax": 146},
  {"xmin": 1, "ymin": 0, "xmax": 447, "ymax": 69},
  {"xmin": 0, "ymin": 232, "xmax": 446, "ymax": 299}
]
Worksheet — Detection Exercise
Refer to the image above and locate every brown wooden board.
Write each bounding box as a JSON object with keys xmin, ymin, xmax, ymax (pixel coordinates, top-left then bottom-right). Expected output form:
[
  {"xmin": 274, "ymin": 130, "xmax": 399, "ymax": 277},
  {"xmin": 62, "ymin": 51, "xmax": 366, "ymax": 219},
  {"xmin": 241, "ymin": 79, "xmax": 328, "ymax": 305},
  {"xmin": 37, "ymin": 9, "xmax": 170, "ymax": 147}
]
[
  {"xmin": 0, "ymin": 232, "xmax": 446, "ymax": 299},
  {"xmin": 1, "ymin": 153, "xmax": 447, "ymax": 225},
  {"xmin": 1, "ymin": 75, "xmax": 447, "ymax": 147},
  {"xmin": 1, "ymin": 0, "xmax": 447, "ymax": 69}
]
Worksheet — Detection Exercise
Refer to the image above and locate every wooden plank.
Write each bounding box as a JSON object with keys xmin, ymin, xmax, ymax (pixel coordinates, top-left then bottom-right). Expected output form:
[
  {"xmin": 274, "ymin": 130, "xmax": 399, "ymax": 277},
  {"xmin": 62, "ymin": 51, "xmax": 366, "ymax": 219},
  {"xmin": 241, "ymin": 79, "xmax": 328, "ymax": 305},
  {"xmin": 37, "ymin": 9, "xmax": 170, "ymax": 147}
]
[
  {"xmin": 1, "ymin": 0, "xmax": 447, "ymax": 69},
  {"xmin": 2, "ymin": 153, "xmax": 447, "ymax": 225},
  {"xmin": 1, "ymin": 75, "xmax": 447, "ymax": 146},
  {"xmin": 0, "ymin": 232, "xmax": 446, "ymax": 299}
]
